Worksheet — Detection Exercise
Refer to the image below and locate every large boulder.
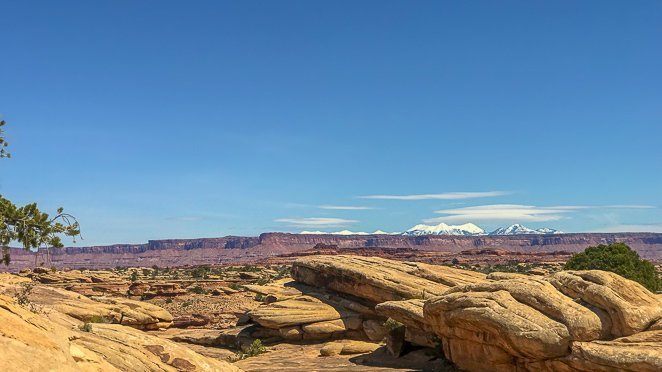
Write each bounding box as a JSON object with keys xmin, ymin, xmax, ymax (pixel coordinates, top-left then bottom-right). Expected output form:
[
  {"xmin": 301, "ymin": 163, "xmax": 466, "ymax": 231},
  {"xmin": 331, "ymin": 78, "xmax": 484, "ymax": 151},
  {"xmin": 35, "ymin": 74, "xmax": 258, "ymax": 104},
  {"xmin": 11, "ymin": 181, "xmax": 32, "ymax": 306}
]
[
  {"xmin": 248, "ymin": 296, "xmax": 345, "ymax": 329},
  {"xmin": 247, "ymin": 295, "xmax": 364, "ymax": 340},
  {"xmin": 375, "ymin": 299, "xmax": 428, "ymax": 331},
  {"xmin": 546, "ymin": 270, "xmax": 662, "ymax": 337},
  {"xmin": 422, "ymin": 269, "xmax": 662, "ymax": 371},
  {"xmin": 425, "ymin": 290, "xmax": 571, "ymax": 371},
  {"xmin": 529, "ymin": 330, "xmax": 662, "ymax": 372},
  {"xmin": 447, "ymin": 275, "xmax": 605, "ymax": 341},
  {"xmin": 291, "ymin": 255, "xmax": 486, "ymax": 304}
]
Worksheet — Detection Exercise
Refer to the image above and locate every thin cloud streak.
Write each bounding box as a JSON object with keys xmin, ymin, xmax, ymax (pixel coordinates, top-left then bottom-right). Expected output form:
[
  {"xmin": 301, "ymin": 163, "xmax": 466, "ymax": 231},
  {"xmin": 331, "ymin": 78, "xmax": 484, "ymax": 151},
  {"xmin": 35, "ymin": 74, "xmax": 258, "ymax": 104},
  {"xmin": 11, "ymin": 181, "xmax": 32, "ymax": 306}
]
[
  {"xmin": 359, "ymin": 191, "xmax": 509, "ymax": 201},
  {"xmin": 319, "ymin": 205, "xmax": 374, "ymax": 210},
  {"xmin": 426, "ymin": 204, "xmax": 578, "ymax": 223},
  {"xmin": 424, "ymin": 204, "xmax": 658, "ymax": 224},
  {"xmin": 275, "ymin": 217, "xmax": 358, "ymax": 228}
]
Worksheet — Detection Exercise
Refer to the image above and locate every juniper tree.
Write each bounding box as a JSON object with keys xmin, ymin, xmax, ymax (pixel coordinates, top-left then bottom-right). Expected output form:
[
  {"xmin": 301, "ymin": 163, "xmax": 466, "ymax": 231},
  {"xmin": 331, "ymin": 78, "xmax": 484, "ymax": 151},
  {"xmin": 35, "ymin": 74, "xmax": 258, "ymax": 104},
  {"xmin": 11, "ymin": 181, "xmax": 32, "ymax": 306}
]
[{"xmin": 0, "ymin": 120, "xmax": 80, "ymax": 265}]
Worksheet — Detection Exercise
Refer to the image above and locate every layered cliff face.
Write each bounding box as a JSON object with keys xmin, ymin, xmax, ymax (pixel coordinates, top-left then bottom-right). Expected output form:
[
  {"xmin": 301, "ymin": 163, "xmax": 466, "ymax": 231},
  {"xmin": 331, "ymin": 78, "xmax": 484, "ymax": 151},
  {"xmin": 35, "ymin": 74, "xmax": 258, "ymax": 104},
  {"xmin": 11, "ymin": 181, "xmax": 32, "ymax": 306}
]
[{"xmin": 2, "ymin": 232, "xmax": 661, "ymax": 270}]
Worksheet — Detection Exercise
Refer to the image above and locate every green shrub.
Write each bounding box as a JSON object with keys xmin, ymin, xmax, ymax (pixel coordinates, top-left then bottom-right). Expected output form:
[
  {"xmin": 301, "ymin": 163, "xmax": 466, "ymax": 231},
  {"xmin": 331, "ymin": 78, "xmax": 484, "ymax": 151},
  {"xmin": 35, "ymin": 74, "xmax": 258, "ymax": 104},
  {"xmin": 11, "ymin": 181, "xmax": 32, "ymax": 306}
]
[
  {"xmin": 79, "ymin": 323, "xmax": 93, "ymax": 332},
  {"xmin": 191, "ymin": 266, "xmax": 210, "ymax": 279},
  {"xmin": 232, "ymin": 339, "xmax": 267, "ymax": 360},
  {"xmin": 189, "ymin": 285, "xmax": 207, "ymax": 295},
  {"xmin": 87, "ymin": 315, "xmax": 111, "ymax": 323},
  {"xmin": 564, "ymin": 243, "xmax": 661, "ymax": 292},
  {"xmin": 383, "ymin": 318, "xmax": 403, "ymax": 331}
]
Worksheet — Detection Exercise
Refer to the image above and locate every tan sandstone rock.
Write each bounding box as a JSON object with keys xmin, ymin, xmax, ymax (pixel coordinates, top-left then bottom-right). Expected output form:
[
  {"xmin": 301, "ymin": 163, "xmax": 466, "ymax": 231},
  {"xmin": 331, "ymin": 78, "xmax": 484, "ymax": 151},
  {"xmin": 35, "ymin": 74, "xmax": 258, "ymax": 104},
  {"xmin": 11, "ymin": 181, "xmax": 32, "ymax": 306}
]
[
  {"xmin": 0, "ymin": 292, "xmax": 240, "ymax": 371},
  {"xmin": 248, "ymin": 296, "xmax": 344, "ymax": 329},
  {"xmin": 546, "ymin": 270, "xmax": 662, "ymax": 337},
  {"xmin": 291, "ymin": 255, "xmax": 485, "ymax": 304},
  {"xmin": 444, "ymin": 276, "xmax": 604, "ymax": 341},
  {"xmin": 425, "ymin": 290, "xmax": 571, "ymax": 371},
  {"xmin": 26, "ymin": 285, "xmax": 173, "ymax": 330},
  {"xmin": 319, "ymin": 340, "xmax": 380, "ymax": 356}
]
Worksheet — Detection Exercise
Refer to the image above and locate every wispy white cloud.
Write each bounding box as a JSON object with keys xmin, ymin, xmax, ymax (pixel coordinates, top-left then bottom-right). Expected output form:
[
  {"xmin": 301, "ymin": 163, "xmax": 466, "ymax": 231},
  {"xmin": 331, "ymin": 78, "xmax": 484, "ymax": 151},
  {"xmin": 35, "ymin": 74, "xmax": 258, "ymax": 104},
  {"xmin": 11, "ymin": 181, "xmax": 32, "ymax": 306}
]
[
  {"xmin": 593, "ymin": 223, "xmax": 662, "ymax": 233},
  {"xmin": 275, "ymin": 217, "xmax": 358, "ymax": 228},
  {"xmin": 359, "ymin": 191, "xmax": 509, "ymax": 201},
  {"xmin": 318, "ymin": 205, "xmax": 374, "ymax": 210},
  {"xmin": 425, "ymin": 204, "xmax": 579, "ymax": 223},
  {"xmin": 424, "ymin": 204, "xmax": 658, "ymax": 224}
]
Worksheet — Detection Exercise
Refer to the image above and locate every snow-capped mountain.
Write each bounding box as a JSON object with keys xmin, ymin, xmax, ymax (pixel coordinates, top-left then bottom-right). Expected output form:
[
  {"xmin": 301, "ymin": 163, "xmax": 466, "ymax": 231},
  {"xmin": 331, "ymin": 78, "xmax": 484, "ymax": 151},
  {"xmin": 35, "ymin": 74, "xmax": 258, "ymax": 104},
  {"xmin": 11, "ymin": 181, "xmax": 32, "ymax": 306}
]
[
  {"xmin": 300, "ymin": 223, "xmax": 561, "ymax": 236},
  {"xmin": 299, "ymin": 230, "xmax": 398, "ymax": 235},
  {"xmin": 403, "ymin": 223, "xmax": 486, "ymax": 236},
  {"xmin": 489, "ymin": 224, "xmax": 562, "ymax": 235}
]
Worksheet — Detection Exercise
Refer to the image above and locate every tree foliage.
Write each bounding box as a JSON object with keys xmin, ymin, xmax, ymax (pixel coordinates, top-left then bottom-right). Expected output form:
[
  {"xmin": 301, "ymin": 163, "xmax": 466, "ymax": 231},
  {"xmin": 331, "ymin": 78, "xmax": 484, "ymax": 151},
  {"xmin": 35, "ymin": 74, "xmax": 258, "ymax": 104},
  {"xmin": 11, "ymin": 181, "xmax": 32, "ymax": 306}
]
[
  {"xmin": 0, "ymin": 120, "xmax": 10, "ymax": 158},
  {"xmin": 564, "ymin": 242, "xmax": 661, "ymax": 292},
  {"xmin": 0, "ymin": 120, "xmax": 80, "ymax": 265}
]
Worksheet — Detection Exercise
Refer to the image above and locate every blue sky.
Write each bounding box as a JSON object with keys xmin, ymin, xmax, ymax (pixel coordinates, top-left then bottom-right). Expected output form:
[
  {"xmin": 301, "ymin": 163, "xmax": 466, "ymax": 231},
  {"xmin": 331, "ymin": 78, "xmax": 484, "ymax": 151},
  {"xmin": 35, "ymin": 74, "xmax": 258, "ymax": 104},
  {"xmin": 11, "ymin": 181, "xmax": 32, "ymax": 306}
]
[{"xmin": 1, "ymin": 1, "xmax": 661, "ymax": 245}]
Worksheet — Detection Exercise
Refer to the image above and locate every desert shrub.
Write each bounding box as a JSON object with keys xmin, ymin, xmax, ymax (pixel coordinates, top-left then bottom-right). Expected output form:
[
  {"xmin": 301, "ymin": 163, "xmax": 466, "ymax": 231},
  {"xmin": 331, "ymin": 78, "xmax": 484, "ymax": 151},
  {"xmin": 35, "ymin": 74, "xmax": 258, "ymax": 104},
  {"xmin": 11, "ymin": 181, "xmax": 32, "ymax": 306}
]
[
  {"xmin": 564, "ymin": 243, "xmax": 661, "ymax": 292},
  {"xmin": 191, "ymin": 266, "xmax": 210, "ymax": 279},
  {"xmin": 244, "ymin": 339, "xmax": 266, "ymax": 356},
  {"xmin": 189, "ymin": 285, "xmax": 207, "ymax": 295},
  {"xmin": 231, "ymin": 339, "xmax": 267, "ymax": 361},
  {"xmin": 130, "ymin": 271, "xmax": 138, "ymax": 282},
  {"xmin": 165, "ymin": 297, "xmax": 173, "ymax": 304},
  {"xmin": 383, "ymin": 318, "xmax": 403, "ymax": 331},
  {"xmin": 228, "ymin": 283, "xmax": 243, "ymax": 291},
  {"xmin": 87, "ymin": 315, "xmax": 112, "ymax": 323},
  {"xmin": 79, "ymin": 323, "xmax": 93, "ymax": 332},
  {"xmin": 482, "ymin": 262, "xmax": 532, "ymax": 274},
  {"xmin": 255, "ymin": 277, "xmax": 270, "ymax": 285},
  {"xmin": 16, "ymin": 283, "xmax": 41, "ymax": 313},
  {"xmin": 274, "ymin": 265, "xmax": 291, "ymax": 279}
]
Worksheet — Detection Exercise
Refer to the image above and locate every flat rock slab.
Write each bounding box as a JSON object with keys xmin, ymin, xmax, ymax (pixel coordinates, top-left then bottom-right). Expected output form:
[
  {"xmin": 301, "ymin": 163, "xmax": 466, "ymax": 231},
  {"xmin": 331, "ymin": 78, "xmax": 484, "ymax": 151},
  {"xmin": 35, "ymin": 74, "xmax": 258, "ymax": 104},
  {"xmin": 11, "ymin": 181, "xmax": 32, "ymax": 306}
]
[
  {"xmin": 248, "ymin": 296, "xmax": 346, "ymax": 329},
  {"xmin": 292, "ymin": 255, "xmax": 486, "ymax": 304}
]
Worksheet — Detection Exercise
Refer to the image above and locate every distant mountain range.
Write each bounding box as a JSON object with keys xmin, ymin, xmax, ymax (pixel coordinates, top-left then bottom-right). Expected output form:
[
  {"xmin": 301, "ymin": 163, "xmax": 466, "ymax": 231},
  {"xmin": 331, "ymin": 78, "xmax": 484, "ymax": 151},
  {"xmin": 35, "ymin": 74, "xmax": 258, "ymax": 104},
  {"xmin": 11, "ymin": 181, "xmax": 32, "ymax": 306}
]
[
  {"xmin": 301, "ymin": 223, "xmax": 562, "ymax": 236},
  {"xmin": 488, "ymin": 224, "xmax": 562, "ymax": 236}
]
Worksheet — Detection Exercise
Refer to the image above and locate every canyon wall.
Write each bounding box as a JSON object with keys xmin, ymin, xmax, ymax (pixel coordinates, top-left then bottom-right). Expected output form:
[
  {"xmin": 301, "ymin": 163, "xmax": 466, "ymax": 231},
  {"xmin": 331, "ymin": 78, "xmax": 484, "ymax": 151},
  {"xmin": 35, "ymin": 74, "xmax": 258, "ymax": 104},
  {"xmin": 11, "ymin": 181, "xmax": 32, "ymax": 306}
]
[{"xmin": 2, "ymin": 232, "xmax": 660, "ymax": 270}]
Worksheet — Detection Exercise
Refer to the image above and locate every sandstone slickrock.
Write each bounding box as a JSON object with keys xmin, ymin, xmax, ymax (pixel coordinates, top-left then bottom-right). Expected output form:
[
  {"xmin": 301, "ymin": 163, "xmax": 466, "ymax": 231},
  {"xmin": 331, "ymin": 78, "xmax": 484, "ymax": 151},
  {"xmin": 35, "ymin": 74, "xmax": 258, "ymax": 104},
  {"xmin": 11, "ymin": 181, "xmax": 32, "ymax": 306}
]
[
  {"xmin": 291, "ymin": 255, "xmax": 486, "ymax": 304},
  {"xmin": 243, "ymin": 279, "xmax": 303, "ymax": 303},
  {"xmin": 319, "ymin": 340, "xmax": 381, "ymax": 356},
  {"xmin": 529, "ymin": 330, "xmax": 662, "ymax": 372},
  {"xmin": 0, "ymin": 292, "xmax": 241, "ymax": 371},
  {"xmin": 283, "ymin": 256, "xmax": 662, "ymax": 371},
  {"xmin": 425, "ymin": 290, "xmax": 571, "ymax": 371},
  {"xmin": 75, "ymin": 323, "xmax": 242, "ymax": 371},
  {"xmin": 173, "ymin": 313, "xmax": 211, "ymax": 328},
  {"xmin": 25, "ymin": 285, "xmax": 173, "ymax": 330},
  {"xmin": 362, "ymin": 319, "xmax": 388, "ymax": 342},
  {"xmin": 546, "ymin": 270, "xmax": 662, "ymax": 337},
  {"xmin": 0, "ymin": 294, "xmax": 82, "ymax": 371},
  {"xmin": 446, "ymin": 275, "xmax": 604, "ymax": 341},
  {"xmin": 248, "ymin": 296, "xmax": 344, "ymax": 329},
  {"xmin": 375, "ymin": 299, "xmax": 428, "ymax": 331}
]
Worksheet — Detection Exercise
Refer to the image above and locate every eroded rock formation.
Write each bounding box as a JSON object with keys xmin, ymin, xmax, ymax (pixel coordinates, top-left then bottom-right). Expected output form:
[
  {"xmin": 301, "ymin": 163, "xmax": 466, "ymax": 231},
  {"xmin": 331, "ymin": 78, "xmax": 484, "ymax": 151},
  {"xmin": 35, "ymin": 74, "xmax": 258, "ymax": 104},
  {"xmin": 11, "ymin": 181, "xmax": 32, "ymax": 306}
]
[
  {"xmin": 0, "ymin": 274, "xmax": 240, "ymax": 371},
  {"xmin": 282, "ymin": 255, "xmax": 662, "ymax": 371}
]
